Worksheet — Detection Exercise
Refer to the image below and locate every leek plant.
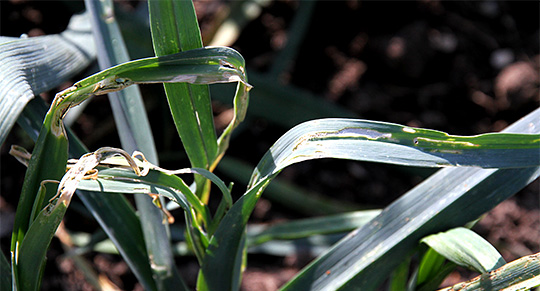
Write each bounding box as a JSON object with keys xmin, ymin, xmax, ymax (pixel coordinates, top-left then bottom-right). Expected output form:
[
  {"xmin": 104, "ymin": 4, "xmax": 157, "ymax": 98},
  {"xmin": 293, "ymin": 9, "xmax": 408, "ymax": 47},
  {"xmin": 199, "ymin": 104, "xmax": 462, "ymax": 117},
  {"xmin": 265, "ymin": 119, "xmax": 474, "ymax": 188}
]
[{"xmin": 1, "ymin": 1, "xmax": 538, "ymax": 290}]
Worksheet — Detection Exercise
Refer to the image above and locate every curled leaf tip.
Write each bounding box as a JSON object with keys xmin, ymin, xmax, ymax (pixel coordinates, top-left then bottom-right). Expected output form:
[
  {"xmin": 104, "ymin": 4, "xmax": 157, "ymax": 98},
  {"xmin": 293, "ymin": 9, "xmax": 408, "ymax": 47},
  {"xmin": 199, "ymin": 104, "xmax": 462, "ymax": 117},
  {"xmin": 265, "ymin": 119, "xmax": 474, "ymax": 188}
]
[{"xmin": 9, "ymin": 145, "xmax": 32, "ymax": 167}]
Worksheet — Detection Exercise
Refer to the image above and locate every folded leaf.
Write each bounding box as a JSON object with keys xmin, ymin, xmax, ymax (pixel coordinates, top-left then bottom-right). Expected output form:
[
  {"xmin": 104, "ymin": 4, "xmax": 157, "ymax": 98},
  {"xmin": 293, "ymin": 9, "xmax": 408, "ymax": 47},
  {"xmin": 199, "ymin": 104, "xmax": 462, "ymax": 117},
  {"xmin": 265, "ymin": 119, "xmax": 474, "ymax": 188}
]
[{"xmin": 421, "ymin": 227, "xmax": 506, "ymax": 273}]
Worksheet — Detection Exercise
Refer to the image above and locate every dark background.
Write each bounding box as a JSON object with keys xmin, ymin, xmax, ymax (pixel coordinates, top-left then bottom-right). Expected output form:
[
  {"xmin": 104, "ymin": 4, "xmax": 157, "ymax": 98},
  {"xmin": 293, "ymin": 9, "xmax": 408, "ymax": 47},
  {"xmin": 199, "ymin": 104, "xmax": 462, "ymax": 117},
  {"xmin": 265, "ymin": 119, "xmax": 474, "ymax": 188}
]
[{"xmin": 1, "ymin": 1, "xmax": 539, "ymax": 290}]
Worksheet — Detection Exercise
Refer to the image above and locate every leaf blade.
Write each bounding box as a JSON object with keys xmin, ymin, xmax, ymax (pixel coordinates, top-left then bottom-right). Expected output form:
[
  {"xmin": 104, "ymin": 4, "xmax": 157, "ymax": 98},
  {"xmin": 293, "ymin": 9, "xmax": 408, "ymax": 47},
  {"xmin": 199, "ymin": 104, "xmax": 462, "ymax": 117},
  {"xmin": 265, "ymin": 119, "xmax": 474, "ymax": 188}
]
[
  {"xmin": 250, "ymin": 118, "xmax": 540, "ymax": 186},
  {"xmin": 204, "ymin": 109, "xmax": 540, "ymax": 291},
  {"xmin": 10, "ymin": 112, "xmax": 68, "ymax": 290},
  {"xmin": 281, "ymin": 109, "xmax": 540, "ymax": 291},
  {"xmin": 148, "ymin": 0, "xmax": 218, "ymax": 174},
  {"xmin": 17, "ymin": 97, "xmax": 158, "ymax": 291},
  {"xmin": 421, "ymin": 227, "xmax": 506, "ymax": 273},
  {"xmin": 84, "ymin": 0, "xmax": 184, "ymax": 289},
  {"xmin": 438, "ymin": 253, "xmax": 540, "ymax": 291},
  {"xmin": 0, "ymin": 12, "xmax": 95, "ymax": 146}
]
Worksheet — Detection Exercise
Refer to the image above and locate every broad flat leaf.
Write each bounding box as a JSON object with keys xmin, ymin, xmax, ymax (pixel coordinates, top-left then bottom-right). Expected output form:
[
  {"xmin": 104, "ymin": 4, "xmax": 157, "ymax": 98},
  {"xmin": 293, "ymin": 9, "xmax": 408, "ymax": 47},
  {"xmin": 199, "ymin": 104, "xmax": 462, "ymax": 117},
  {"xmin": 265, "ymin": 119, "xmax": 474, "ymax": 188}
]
[
  {"xmin": 421, "ymin": 227, "xmax": 505, "ymax": 273},
  {"xmin": 0, "ymin": 11, "xmax": 95, "ymax": 146}
]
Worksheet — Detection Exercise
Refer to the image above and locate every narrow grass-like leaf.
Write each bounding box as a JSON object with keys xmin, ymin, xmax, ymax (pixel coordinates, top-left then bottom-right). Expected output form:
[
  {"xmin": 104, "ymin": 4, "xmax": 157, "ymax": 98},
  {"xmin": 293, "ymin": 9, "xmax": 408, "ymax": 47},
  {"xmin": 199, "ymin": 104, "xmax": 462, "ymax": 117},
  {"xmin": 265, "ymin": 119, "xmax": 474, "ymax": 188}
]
[
  {"xmin": 79, "ymin": 167, "xmax": 210, "ymax": 226},
  {"xmin": 421, "ymin": 227, "xmax": 506, "ymax": 273},
  {"xmin": 214, "ymin": 81, "xmax": 251, "ymax": 166},
  {"xmin": 218, "ymin": 157, "xmax": 361, "ymax": 215},
  {"xmin": 183, "ymin": 168, "xmax": 233, "ymax": 208},
  {"xmin": 0, "ymin": 11, "xmax": 95, "ymax": 146},
  {"xmin": 417, "ymin": 263, "xmax": 456, "ymax": 291},
  {"xmin": 416, "ymin": 247, "xmax": 451, "ymax": 287},
  {"xmin": 148, "ymin": 0, "xmax": 252, "ymax": 207},
  {"xmin": 85, "ymin": 0, "xmax": 183, "ymax": 289},
  {"xmin": 65, "ymin": 147, "xmax": 211, "ymax": 264},
  {"xmin": 31, "ymin": 19, "xmax": 247, "ymax": 286},
  {"xmin": 250, "ymin": 118, "xmax": 540, "ymax": 186},
  {"xmin": 438, "ymin": 253, "xmax": 540, "ymax": 291},
  {"xmin": 202, "ymin": 109, "xmax": 539, "ymax": 291},
  {"xmin": 17, "ymin": 97, "xmax": 157, "ymax": 291},
  {"xmin": 197, "ymin": 179, "xmax": 270, "ymax": 291},
  {"xmin": 248, "ymin": 210, "xmax": 381, "ymax": 246},
  {"xmin": 75, "ymin": 165, "xmax": 221, "ymax": 264},
  {"xmin": 389, "ymin": 256, "xmax": 411, "ymax": 291},
  {"xmin": 284, "ymin": 170, "xmax": 540, "ymax": 291},
  {"xmin": 148, "ymin": 0, "xmax": 217, "ymax": 181},
  {"xmin": 17, "ymin": 197, "xmax": 68, "ymax": 290},
  {"xmin": 12, "ymin": 45, "xmax": 246, "ymax": 289},
  {"xmin": 16, "ymin": 146, "xmax": 127, "ymax": 291},
  {"xmin": 77, "ymin": 189, "xmax": 159, "ymax": 290},
  {"xmin": 247, "ymin": 234, "xmax": 344, "ymax": 257},
  {"xmin": 76, "ymin": 162, "xmax": 238, "ymax": 250},
  {"xmin": 10, "ymin": 113, "xmax": 68, "ymax": 290},
  {"xmin": 76, "ymin": 175, "xmax": 192, "ymax": 213},
  {"xmin": 282, "ymin": 109, "xmax": 540, "ymax": 291},
  {"xmin": 63, "ymin": 46, "xmax": 249, "ymax": 93},
  {"xmin": 85, "ymin": 0, "xmax": 158, "ymax": 162},
  {"xmin": 47, "ymin": 47, "xmax": 249, "ymax": 152}
]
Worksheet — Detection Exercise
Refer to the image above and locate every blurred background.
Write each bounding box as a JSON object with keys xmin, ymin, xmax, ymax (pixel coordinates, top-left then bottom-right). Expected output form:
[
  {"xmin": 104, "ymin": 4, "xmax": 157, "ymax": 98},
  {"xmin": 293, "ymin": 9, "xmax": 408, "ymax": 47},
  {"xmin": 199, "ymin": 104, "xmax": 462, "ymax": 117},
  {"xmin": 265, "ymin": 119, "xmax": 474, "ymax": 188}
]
[{"xmin": 1, "ymin": 1, "xmax": 539, "ymax": 290}]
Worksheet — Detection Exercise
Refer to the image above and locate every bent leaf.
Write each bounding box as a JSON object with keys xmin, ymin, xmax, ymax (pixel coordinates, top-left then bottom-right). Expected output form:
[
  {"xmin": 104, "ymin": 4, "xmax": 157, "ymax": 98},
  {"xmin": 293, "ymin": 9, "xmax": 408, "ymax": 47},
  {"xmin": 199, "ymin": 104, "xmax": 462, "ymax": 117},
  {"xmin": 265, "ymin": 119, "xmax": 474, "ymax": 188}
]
[
  {"xmin": 17, "ymin": 147, "xmax": 135, "ymax": 290},
  {"xmin": 17, "ymin": 97, "xmax": 158, "ymax": 291},
  {"xmin": 282, "ymin": 109, "xmax": 540, "ymax": 290},
  {"xmin": 0, "ymin": 11, "xmax": 95, "ymax": 146},
  {"xmin": 250, "ymin": 118, "xmax": 540, "ymax": 186},
  {"xmin": 85, "ymin": 0, "xmax": 181, "ymax": 288},
  {"xmin": 10, "ymin": 112, "xmax": 68, "ymax": 291},
  {"xmin": 148, "ymin": 0, "xmax": 218, "ymax": 193},
  {"xmin": 12, "ymin": 46, "xmax": 249, "ymax": 290},
  {"xmin": 200, "ymin": 109, "xmax": 540, "ymax": 291},
  {"xmin": 421, "ymin": 227, "xmax": 506, "ymax": 273},
  {"xmin": 50, "ymin": 46, "xmax": 250, "ymax": 141}
]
